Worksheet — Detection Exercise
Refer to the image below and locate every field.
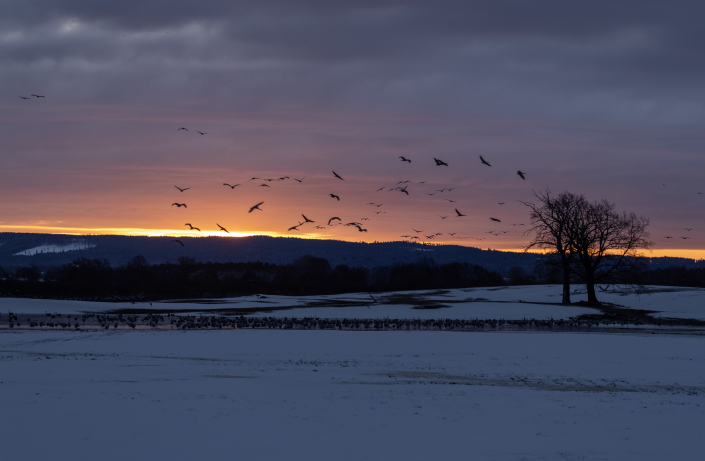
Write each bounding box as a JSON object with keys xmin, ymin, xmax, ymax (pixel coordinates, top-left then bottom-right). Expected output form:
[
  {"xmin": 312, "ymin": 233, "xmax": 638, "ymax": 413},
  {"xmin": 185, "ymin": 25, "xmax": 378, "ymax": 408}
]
[{"xmin": 1, "ymin": 285, "xmax": 704, "ymax": 460}]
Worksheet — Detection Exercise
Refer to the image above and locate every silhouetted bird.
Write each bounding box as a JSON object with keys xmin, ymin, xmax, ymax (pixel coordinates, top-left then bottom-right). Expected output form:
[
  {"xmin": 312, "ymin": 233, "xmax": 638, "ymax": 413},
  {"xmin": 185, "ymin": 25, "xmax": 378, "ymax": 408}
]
[
  {"xmin": 455, "ymin": 209, "xmax": 466, "ymax": 217},
  {"xmin": 498, "ymin": 202, "xmax": 505, "ymax": 205},
  {"xmin": 174, "ymin": 186, "xmax": 190, "ymax": 192},
  {"xmin": 376, "ymin": 187, "xmax": 385, "ymax": 191},
  {"xmin": 399, "ymin": 156, "xmax": 411, "ymax": 163},
  {"xmin": 288, "ymin": 225, "xmax": 300, "ymax": 231},
  {"xmin": 400, "ymin": 187, "xmax": 409, "ymax": 195},
  {"xmin": 302, "ymin": 214, "xmax": 314, "ymax": 223},
  {"xmin": 177, "ymin": 127, "xmax": 188, "ymax": 131},
  {"xmin": 445, "ymin": 199, "xmax": 456, "ymax": 203},
  {"xmin": 480, "ymin": 155, "xmax": 491, "ymax": 166},
  {"xmin": 333, "ymin": 171, "xmax": 344, "ymax": 180},
  {"xmin": 217, "ymin": 224, "xmax": 229, "ymax": 233},
  {"xmin": 517, "ymin": 170, "xmax": 526, "ymax": 180},
  {"xmin": 412, "ymin": 228, "xmax": 424, "ymax": 233},
  {"xmin": 354, "ymin": 225, "xmax": 367, "ymax": 232},
  {"xmin": 328, "ymin": 217, "xmax": 341, "ymax": 225},
  {"xmin": 223, "ymin": 183, "xmax": 240, "ymax": 189},
  {"xmin": 681, "ymin": 237, "xmax": 691, "ymax": 240},
  {"xmin": 248, "ymin": 177, "xmax": 259, "ymax": 181},
  {"xmin": 490, "ymin": 217, "xmax": 501, "ymax": 222},
  {"xmin": 249, "ymin": 202, "xmax": 264, "ymax": 213},
  {"xmin": 18, "ymin": 96, "xmax": 30, "ymax": 99},
  {"xmin": 434, "ymin": 157, "xmax": 449, "ymax": 166},
  {"xmin": 330, "ymin": 194, "xmax": 340, "ymax": 201},
  {"xmin": 172, "ymin": 239, "xmax": 184, "ymax": 247},
  {"xmin": 439, "ymin": 215, "xmax": 448, "ymax": 219},
  {"xmin": 665, "ymin": 236, "xmax": 673, "ymax": 239},
  {"xmin": 197, "ymin": 131, "xmax": 207, "ymax": 135},
  {"xmin": 185, "ymin": 223, "xmax": 201, "ymax": 231},
  {"xmin": 31, "ymin": 94, "xmax": 45, "ymax": 98},
  {"xmin": 259, "ymin": 184, "xmax": 270, "ymax": 187},
  {"xmin": 685, "ymin": 228, "xmax": 693, "ymax": 231},
  {"xmin": 172, "ymin": 203, "xmax": 187, "ymax": 208},
  {"xmin": 293, "ymin": 177, "xmax": 305, "ymax": 183}
]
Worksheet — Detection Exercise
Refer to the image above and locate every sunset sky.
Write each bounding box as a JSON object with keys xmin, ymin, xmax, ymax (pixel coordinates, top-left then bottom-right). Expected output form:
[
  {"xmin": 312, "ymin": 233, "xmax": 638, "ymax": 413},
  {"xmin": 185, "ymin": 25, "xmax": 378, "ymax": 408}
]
[{"xmin": 2, "ymin": 1, "xmax": 704, "ymax": 258}]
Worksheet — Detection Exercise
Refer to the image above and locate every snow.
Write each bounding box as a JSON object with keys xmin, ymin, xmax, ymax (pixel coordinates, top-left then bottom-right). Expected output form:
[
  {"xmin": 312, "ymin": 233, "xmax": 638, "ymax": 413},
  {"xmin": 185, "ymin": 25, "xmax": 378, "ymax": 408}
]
[
  {"xmin": 3, "ymin": 284, "xmax": 705, "ymax": 322},
  {"xmin": 0, "ymin": 329, "xmax": 703, "ymax": 461},
  {"xmin": 13, "ymin": 242, "xmax": 96, "ymax": 256}
]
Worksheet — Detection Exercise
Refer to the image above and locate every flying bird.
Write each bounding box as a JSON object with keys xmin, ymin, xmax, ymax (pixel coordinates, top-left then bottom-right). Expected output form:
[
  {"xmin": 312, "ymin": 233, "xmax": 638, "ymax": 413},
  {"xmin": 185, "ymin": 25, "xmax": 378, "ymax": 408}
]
[
  {"xmin": 665, "ymin": 236, "xmax": 673, "ymax": 239},
  {"xmin": 223, "ymin": 183, "xmax": 240, "ymax": 189},
  {"xmin": 445, "ymin": 199, "xmax": 456, "ymax": 203},
  {"xmin": 31, "ymin": 94, "xmax": 45, "ymax": 98},
  {"xmin": 490, "ymin": 217, "xmax": 501, "ymax": 222},
  {"xmin": 197, "ymin": 131, "xmax": 207, "ymax": 135},
  {"xmin": 480, "ymin": 155, "xmax": 491, "ymax": 167},
  {"xmin": 685, "ymin": 228, "xmax": 693, "ymax": 231},
  {"xmin": 439, "ymin": 215, "xmax": 448, "ymax": 219},
  {"xmin": 399, "ymin": 187, "xmax": 409, "ymax": 195},
  {"xmin": 248, "ymin": 177, "xmax": 259, "ymax": 181},
  {"xmin": 412, "ymin": 228, "xmax": 424, "ymax": 233},
  {"xmin": 302, "ymin": 214, "xmax": 314, "ymax": 223},
  {"xmin": 455, "ymin": 209, "xmax": 466, "ymax": 217},
  {"xmin": 399, "ymin": 156, "xmax": 411, "ymax": 163},
  {"xmin": 517, "ymin": 170, "xmax": 526, "ymax": 180},
  {"xmin": 177, "ymin": 127, "xmax": 188, "ymax": 131},
  {"xmin": 288, "ymin": 225, "xmax": 300, "ymax": 231},
  {"xmin": 185, "ymin": 223, "xmax": 201, "ymax": 231},
  {"xmin": 249, "ymin": 202, "xmax": 264, "ymax": 213},
  {"xmin": 174, "ymin": 186, "xmax": 190, "ymax": 192},
  {"xmin": 498, "ymin": 202, "xmax": 505, "ymax": 205},
  {"xmin": 333, "ymin": 171, "xmax": 344, "ymax": 180},
  {"xmin": 329, "ymin": 194, "xmax": 340, "ymax": 201},
  {"xmin": 433, "ymin": 157, "xmax": 449, "ymax": 166},
  {"xmin": 18, "ymin": 96, "xmax": 30, "ymax": 99},
  {"xmin": 681, "ymin": 237, "xmax": 691, "ymax": 240},
  {"xmin": 376, "ymin": 186, "xmax": 385, "ymax": 191},
  {"xmin": 216, "ymin": 224, "xmax": 229, "ymax": 233},
  {"xmin": 172, "ymin": 203, "xmax": 187, "ymax": 208},
  {"xmin": 354, "ymin": 225, "xmax": 367, "ymax": 232},
  {"xmin": 293, "ymin": 177, "xmax": 305, "ymax": 183},
  {"xmin": 328, "ymin": 217, "xmax": 341, "ymax": 225},
  {"xmin": 171, "ymin": 239, "xmax": 184, "ymax": 247}
]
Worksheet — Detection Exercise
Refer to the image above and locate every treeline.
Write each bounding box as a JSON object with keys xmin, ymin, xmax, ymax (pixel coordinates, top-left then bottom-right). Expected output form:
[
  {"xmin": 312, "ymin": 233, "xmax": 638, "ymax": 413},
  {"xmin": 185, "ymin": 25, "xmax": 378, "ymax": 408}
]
[{"xmin": 0, "ymin": 255, "xmax": 507, "ymax": 300}]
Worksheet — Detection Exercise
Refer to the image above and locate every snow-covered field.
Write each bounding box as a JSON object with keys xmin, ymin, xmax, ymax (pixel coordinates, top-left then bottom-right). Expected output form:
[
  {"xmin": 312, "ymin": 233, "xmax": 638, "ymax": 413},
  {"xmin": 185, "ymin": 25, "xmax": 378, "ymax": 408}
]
[
  {"xmin": 0, "ymin": 329, "xmax": 703, "ymax": 461},
  {"xmin": 1, "ymin": 284, "xmax": 703, "ymax": 322}
]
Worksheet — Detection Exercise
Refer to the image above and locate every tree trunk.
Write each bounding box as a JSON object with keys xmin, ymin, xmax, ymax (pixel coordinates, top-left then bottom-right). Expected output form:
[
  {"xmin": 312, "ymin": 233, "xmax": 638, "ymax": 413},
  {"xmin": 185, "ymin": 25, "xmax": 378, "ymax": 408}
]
[
  {"xmin": 585, "ymin": 275, "xmax": 599, "ymax": 305},
  {"xmin": 561, "ymin": 260, "xmax": 571, "ymax": 305}
]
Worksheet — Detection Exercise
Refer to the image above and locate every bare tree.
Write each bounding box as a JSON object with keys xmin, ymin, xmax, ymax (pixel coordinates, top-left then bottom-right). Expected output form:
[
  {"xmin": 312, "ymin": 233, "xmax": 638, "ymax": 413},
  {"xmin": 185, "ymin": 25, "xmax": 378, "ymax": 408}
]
[
  {"xmin": 521, "ymin": 190, "xmax": 586, "ymax": 304},
  {"xmin": 568, "ymin": 199, "xmax": 652, "ymax": 304}
]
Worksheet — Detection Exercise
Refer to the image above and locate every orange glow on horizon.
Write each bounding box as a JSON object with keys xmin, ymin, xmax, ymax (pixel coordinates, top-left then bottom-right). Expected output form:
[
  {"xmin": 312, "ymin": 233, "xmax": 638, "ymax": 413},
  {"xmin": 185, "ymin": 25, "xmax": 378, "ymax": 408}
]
[{"xmin": 1, "ymin": 224, "xmax": 704, "ymax": 261}]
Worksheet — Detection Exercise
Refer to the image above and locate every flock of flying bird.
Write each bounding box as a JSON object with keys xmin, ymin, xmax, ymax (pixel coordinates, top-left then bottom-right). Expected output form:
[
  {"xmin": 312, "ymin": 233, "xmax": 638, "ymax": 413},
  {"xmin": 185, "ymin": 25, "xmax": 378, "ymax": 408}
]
[
  {"xmin": 165, "ymin": 128, "xmax": 701, "ymax": 248},
  {"xmin": 167, "ymin": 132, "xmax": 534, "ymax": 247},
  {"xmin": 14, "ymin": 95, "xmax": 701, "ymax": 249}
]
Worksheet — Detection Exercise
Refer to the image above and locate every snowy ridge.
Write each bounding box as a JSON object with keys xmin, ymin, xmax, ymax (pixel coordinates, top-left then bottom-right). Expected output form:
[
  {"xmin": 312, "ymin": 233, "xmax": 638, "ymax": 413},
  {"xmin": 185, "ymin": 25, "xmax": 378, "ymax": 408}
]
[{"xmin": 14, "ymin": 241, "xmax": 96, "ymax": 256}]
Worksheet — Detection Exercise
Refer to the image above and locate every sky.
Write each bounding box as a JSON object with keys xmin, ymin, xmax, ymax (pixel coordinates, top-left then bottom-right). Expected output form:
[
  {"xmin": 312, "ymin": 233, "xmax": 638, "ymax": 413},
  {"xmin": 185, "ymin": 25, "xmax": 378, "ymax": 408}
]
[{"xmin": 2, "ymin": 0, "xmax": 704, "ymax": 258}]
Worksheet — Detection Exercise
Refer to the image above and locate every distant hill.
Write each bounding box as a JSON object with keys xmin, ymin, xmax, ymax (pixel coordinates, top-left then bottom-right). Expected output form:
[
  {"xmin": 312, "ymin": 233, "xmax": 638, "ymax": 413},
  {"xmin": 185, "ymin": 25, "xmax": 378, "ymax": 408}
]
[
  {"xmin": 0, "ymin": 233, "xmax": 539, "ymax": 273},
  {"xmin": 0, "ymin": 232, "xmax": 702, "ymax": 273}
]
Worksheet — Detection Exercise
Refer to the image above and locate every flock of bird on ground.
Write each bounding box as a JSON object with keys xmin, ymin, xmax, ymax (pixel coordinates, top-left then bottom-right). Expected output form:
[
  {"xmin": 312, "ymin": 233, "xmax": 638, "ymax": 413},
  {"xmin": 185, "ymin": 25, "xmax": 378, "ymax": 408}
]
[{"xmin": 16, "ymin": 96, "xmax": 699, "ymax": 249}]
